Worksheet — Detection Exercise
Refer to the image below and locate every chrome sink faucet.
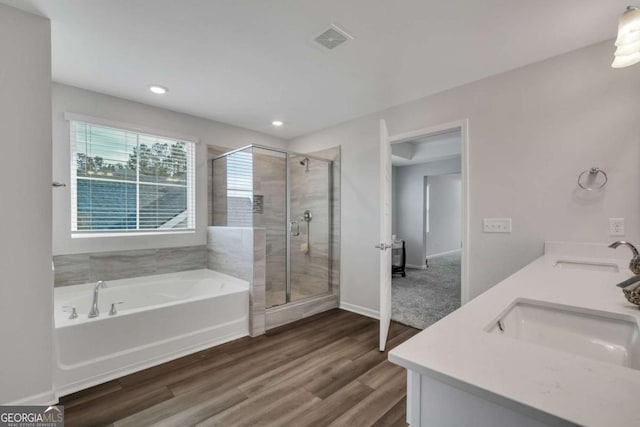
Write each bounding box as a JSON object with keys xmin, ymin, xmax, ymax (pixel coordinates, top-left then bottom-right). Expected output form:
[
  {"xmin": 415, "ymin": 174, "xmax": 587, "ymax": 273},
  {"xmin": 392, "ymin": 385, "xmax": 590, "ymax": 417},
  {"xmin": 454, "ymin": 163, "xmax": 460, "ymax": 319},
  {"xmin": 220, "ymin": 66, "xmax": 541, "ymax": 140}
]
[
  {"xmin": 609, "ymin": 241, "xmax": 640, "ymax": 274},
  {"xmin": 609, "ymin": 242, "xmax": 640, "ymax": 307},
  {"xmin": 88, "ymin": 280, "xmax": 107, "ymax": 318},
  {"xmin": 609, "ymin": 240, "xmax": 640, "ymax": 274}
]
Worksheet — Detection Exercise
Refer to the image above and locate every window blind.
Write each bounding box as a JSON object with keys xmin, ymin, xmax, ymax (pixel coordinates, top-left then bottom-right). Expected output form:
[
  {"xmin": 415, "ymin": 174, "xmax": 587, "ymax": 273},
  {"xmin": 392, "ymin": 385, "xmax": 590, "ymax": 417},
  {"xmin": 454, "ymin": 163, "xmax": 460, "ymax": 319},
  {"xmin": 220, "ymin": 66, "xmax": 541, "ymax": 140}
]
[
  {"xmin": 226, "ymin": 150, "xmax": 253, "ymax": 227},
  {"xmin": 70, "ymin": 121, "xmax": 196, "ymax": 234}
]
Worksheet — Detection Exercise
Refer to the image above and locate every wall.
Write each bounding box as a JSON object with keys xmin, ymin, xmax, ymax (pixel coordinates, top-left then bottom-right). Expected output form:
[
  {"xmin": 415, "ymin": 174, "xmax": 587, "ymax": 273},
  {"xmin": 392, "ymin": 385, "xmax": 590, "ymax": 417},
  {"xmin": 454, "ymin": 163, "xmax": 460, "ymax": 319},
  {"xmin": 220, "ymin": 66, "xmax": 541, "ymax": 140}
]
[
  {"xmin": 0, "ymin": 4, "xmax": 53, "ymax": 403},
  {"xmin": 289, "ymin": 40, "xmax": 640, "ymax": 314},
  {"xmin": 427, "ymin": 173, "xmax": 462, "ymax": 257},
  {"xmin": 394, "ymin": 158, "xmax": 461, "ymax": 267},
  {"xmin": 53, "ymin": 246, "xmax": 206, "ymax": 286},
  {"xmin": 52, "ymin": 83, "xmax": 286, "ymax": 255},
  {"xmin": 207, "ymin": 227, "xmax": 265, "ymax": 336}
]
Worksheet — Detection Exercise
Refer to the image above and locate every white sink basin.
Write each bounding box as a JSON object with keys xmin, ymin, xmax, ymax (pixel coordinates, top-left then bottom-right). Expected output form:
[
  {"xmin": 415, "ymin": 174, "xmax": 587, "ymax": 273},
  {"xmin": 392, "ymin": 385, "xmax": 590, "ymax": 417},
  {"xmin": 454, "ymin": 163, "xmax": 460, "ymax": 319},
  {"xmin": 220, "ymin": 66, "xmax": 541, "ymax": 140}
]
[
  {"xmin": 554, "ymin": 259, "xmax": 619, "ymax": 272},
  {"xmin": 487, "ymin": 299, "xmax": 640, "ymax": 369}
]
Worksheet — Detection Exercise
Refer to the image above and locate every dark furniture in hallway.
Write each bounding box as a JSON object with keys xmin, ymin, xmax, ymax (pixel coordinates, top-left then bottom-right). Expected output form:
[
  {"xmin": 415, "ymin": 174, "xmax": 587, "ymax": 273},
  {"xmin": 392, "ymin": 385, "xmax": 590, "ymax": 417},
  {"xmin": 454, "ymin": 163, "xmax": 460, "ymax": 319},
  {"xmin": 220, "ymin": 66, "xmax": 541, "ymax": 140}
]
[{"xmin": 392, "ymin": 240, "xmax": 406, "ymax": 277}]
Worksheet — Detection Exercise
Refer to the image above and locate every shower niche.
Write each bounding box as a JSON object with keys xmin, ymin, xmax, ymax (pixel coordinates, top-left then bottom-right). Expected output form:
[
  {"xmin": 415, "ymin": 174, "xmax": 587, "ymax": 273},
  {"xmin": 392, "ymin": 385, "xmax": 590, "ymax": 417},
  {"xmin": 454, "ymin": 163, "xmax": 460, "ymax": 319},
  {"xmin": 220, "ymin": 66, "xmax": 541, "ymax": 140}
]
[{"xmin": 210, "ymin": 145, "xmax": 339, "ymax": 331}]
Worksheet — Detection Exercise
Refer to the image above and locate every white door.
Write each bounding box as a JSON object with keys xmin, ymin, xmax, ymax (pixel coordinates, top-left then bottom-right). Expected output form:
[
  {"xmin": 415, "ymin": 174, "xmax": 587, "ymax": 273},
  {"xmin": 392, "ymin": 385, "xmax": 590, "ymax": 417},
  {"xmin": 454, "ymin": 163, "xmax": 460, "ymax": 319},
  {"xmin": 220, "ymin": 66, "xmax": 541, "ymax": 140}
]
[{"xmin": 378, "ymin": 119, "xmax": 393, "ymax": 351}]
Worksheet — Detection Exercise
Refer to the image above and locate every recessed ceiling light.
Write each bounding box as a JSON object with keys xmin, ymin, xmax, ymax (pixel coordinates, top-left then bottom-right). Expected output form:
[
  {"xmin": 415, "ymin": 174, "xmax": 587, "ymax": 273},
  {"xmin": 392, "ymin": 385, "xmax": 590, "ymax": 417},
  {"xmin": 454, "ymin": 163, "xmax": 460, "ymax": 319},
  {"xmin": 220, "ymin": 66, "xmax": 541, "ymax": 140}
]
[
  {"xmin": 149, "ymin": 85, "xmax": 168, "ymax": 95},
  {"xmin": 272, "ymin": 120, "xmax": 284, "ymax": 127}
]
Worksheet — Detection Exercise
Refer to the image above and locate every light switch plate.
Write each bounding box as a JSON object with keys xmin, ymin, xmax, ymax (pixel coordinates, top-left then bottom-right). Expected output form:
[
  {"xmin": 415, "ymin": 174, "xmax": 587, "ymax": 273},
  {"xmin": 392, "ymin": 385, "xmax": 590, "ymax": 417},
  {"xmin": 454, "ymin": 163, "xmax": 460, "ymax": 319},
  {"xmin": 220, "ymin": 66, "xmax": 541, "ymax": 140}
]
[
  {"xmin": 609, "ymin": 218, "xmax": 624, "ymax": 236},
  {"xmin": 483, "ymin": 218, "xmax": 512, "ymax": 233}
]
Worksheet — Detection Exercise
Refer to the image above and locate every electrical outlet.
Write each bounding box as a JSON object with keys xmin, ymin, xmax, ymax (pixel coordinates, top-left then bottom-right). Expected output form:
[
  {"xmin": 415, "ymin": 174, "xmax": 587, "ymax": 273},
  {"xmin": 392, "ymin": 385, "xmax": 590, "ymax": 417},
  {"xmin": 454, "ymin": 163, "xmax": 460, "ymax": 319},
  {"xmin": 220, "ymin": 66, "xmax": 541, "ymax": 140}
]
[
  {"xmin": 483, "ymin": 218, "xmax": 512, "ymax": 233},
  {"xmin": 609, "ymin": 218, "xmax": 625, "ymax": 236}
]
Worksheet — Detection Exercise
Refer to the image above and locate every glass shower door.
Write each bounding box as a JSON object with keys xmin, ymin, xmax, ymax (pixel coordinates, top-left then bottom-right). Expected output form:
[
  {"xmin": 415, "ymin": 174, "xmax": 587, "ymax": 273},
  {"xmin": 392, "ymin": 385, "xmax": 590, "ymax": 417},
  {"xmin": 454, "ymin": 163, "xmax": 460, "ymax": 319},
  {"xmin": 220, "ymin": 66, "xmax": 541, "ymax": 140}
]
[
  {"xmin": 252, "ymin": 148, "xmax": 288, "ymax": 309},
  {"xmin": 288, "ymin": 154, "xmax": 332, "ymax": 301}
]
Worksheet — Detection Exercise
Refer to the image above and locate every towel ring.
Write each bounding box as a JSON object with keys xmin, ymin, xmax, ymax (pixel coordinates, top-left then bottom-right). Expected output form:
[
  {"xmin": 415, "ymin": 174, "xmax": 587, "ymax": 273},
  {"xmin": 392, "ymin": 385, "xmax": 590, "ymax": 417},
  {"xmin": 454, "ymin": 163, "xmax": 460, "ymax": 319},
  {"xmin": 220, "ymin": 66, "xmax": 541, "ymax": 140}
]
[{"xmin": 578, "ymin": 167, "xmax": 607, "ymax": 191}]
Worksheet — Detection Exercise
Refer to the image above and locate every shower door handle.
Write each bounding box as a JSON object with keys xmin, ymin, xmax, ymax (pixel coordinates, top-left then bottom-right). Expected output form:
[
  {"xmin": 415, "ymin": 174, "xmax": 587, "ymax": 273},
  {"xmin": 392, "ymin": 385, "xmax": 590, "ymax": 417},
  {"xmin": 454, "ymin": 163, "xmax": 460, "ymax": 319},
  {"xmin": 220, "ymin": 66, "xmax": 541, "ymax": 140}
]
[{"xmin": 290, "ymin": 221, "xmax": 300, "ymax": 237}]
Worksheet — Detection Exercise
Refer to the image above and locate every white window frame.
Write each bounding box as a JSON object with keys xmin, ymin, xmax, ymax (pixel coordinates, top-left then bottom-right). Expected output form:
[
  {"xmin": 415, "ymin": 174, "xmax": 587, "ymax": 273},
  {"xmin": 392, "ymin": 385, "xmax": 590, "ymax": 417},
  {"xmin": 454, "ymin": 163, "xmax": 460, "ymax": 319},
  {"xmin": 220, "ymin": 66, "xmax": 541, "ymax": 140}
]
[{"xmin": 65, "ymin": 113, "xmax": 198, "ymax": 237}]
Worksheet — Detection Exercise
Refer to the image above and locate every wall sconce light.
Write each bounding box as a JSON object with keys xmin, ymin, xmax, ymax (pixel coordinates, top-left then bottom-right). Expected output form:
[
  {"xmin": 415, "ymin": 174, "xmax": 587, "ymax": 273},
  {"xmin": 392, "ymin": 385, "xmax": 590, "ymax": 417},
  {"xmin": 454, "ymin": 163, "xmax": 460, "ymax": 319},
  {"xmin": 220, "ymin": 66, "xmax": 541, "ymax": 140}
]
[{"xmin": 612, "ymin": 6, "xmax": 640, "ymax": 68}]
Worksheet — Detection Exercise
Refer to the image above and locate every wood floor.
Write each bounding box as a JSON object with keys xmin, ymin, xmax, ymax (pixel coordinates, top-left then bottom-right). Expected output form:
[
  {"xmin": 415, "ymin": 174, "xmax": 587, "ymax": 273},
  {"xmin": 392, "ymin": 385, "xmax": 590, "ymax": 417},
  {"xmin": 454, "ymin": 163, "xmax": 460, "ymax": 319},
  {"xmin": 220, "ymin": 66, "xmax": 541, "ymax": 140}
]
[{"xmin": 60, "ymin": 309, "xmax": 419, "ymax": 427}]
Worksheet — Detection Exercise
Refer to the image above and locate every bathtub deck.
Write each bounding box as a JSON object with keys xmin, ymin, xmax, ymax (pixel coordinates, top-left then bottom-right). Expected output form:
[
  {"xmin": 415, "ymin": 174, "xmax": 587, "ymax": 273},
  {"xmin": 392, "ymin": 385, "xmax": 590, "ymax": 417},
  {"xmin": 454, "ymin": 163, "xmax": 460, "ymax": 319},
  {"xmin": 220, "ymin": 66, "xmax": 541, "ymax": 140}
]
[{"xmin": 59, "ymin": 309, "xmax": 419, "ymax": 426}]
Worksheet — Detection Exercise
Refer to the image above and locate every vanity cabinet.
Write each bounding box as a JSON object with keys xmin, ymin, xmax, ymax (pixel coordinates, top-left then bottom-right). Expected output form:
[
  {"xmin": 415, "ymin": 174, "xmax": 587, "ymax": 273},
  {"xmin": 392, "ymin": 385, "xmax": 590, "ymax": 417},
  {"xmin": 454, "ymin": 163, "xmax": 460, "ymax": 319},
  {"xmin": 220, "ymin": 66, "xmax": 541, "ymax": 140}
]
[
  {"xmin": 389, "ymin": 242, "xmax": 640, "ymax": 427},
  {"xmin": 405, "ymin": 371, "xmax": 566, "ymax": 427}
]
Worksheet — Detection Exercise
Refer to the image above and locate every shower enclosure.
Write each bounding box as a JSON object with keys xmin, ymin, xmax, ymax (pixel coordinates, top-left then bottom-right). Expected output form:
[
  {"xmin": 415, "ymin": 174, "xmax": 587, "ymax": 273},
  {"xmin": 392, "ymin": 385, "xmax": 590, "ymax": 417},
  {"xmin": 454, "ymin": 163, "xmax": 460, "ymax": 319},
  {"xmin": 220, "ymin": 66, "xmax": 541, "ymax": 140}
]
[{"xmin": 212, "ymin": 145, "xmax": 333, "ymax": 309}]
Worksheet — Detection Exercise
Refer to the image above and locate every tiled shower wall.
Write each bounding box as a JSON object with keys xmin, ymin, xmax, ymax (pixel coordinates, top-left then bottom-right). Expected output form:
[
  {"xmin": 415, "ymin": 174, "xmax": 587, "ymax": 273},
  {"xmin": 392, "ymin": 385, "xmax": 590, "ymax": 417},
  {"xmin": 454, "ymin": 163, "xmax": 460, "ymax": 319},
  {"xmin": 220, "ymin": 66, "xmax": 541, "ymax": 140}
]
[
  {"xmin": 207, "ymin": 226, "xmax": 266, "ymax": 336},
  {"xmin": 289, "ymin": 154, "xmax": 332, "ymax": 300},
  {"xmin": 53, "ymin": 245, "xmax": 207, "ymax": 287},
  {"xmin": 285, "ymin": 146, "xmax": 341, "ymax": 303},
  {"xmin": 307, "ymin": 146, "xmax": 341, "ymax": 302}
]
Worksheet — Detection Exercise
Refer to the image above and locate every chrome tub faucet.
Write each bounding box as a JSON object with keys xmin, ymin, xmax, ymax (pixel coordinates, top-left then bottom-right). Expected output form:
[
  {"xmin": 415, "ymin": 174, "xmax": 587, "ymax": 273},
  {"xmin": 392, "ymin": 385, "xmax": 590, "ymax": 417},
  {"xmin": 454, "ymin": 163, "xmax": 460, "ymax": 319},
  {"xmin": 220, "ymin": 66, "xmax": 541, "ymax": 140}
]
[{"xmin": 88, "ymin": 280, "xmax": 107, "ymax": 318}]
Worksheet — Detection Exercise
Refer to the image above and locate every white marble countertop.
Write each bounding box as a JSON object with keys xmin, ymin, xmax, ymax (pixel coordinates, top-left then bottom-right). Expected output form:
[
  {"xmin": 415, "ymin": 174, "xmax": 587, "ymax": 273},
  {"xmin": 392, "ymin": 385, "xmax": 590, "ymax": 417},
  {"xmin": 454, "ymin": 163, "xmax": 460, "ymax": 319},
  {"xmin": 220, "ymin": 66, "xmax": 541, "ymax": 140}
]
[{"xmin": 388, "ymin": 242, "xmax": 640, "ymax": 427}]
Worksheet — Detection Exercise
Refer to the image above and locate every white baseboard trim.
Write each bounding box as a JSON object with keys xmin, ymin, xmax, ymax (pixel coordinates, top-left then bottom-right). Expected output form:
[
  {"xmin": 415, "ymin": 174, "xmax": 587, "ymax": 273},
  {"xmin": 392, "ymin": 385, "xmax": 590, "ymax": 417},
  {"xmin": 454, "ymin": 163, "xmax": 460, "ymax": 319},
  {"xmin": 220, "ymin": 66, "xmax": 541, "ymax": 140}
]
[
  {"xmin": 405, "ymin": 263, "xmax": 427, "ymax": 270},
  {"xmin": 340, "ymin": 302, "xmax": 379, "ymax": 320},
  {"xmin": 8, "ymin": 389, "xmax": 57, "ymax": 405},
  {"xmin": 426, "ymin": 249, "xmax": 461, "ymax": 260}
]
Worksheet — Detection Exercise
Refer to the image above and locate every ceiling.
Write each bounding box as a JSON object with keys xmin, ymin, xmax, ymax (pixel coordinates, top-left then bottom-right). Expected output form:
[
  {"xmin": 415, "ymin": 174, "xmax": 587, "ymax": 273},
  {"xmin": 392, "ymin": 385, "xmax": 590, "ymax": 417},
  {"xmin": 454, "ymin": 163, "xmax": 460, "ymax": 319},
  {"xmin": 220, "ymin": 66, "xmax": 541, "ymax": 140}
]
[
  {"xmin": 392, "ymin": 129, "xmax": 461, "ymax": 166},
  {"xmin": 1, "ymin": 0, "xmax": 628, "ymax": 139}
]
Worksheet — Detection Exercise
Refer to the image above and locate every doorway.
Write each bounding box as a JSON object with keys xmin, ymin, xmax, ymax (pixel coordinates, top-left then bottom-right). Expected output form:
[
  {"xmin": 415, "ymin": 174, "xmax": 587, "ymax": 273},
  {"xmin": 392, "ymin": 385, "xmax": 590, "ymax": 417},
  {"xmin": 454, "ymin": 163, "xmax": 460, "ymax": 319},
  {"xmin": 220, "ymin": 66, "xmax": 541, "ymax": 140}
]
[
  {"xmin": 379, "ymin": 120, "xmax": 469, "ymax": 349},
  {"xmin": 392, "ymin": 150, "xmax": 462, "ymax": 329}
]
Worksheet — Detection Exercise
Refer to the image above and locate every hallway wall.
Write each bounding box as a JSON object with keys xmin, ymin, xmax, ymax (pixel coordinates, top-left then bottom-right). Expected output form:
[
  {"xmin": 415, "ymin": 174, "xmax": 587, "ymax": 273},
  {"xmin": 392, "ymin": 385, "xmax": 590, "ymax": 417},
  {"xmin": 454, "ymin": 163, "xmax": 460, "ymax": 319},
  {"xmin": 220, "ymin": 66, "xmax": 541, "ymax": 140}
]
[
  {"xmin": 393, "ymin": 158, "xmax": 461, "ymax": 267},
  {"xmin": 427, "ymin": 173, "xmax": 462, "ymax": 257}
]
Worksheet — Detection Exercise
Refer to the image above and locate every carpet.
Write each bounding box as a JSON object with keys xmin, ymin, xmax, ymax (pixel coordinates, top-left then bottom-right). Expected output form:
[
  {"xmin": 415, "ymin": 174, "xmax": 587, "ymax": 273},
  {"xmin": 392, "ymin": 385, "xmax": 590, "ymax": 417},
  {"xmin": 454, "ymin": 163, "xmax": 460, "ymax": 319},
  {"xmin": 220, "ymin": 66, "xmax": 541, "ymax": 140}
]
[{"xmin": 391, "ymin": 251, "xmax": 461, "ymax": 329}]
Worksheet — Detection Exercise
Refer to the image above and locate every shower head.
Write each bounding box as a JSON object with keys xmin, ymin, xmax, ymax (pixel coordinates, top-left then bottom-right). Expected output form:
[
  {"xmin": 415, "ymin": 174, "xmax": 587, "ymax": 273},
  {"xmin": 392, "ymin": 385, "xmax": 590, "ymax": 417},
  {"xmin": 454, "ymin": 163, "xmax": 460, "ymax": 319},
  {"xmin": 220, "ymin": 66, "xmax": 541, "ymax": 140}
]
[{"xmin": 299, "ymin": 158, "xmax": 308, "ymax": 166}]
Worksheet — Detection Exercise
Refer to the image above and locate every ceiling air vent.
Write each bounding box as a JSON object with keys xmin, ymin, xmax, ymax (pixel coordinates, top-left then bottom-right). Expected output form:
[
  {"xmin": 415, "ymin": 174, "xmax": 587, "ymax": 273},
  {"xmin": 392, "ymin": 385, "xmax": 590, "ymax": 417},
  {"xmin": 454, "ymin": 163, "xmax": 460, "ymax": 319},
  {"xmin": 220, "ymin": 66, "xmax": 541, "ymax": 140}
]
[{"xmin": 313, "ymin": 24, "xmax": 353, "ymax": 50}]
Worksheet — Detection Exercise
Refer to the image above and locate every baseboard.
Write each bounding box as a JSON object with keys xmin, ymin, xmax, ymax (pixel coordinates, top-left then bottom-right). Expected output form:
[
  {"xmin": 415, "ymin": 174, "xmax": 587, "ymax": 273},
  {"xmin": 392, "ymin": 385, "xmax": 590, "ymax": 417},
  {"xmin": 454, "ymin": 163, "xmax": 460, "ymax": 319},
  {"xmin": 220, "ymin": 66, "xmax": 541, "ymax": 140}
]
[
  {"xmin": 340, "ymin": 301, "xmax": 379, "ymax": 320},
  {"xmin": 426, "ymin": 249, "xmax": 461, "ymax": 260},
  {"xmin": 8, "ymin": 389, "xmax": 57, "ymax": 405},
  {"xmin": 405, "ymin": 263, "xmax": 427, "ymax": 270}
]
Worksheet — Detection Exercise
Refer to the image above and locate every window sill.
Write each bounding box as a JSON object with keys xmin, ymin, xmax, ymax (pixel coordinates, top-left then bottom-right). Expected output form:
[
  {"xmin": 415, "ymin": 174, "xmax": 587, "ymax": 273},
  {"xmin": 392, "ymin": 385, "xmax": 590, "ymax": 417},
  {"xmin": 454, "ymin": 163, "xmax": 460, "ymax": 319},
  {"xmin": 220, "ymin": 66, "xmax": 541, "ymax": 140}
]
[{"xmin": 71, "ymin": 230, "xmax": 196, "ymax": 239}]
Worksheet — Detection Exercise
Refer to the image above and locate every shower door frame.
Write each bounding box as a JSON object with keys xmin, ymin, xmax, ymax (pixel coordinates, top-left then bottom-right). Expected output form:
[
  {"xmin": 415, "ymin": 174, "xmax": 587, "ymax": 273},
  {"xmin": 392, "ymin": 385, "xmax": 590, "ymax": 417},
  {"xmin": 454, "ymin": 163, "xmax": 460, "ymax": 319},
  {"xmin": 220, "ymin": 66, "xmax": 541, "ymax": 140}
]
[
  {"xmin": 285, "ymin": 151, "xmax": 334, "ymax": 306},
  {"xmin": 215, "ymin": 144, "xmax": 334, "ymax": 307}
]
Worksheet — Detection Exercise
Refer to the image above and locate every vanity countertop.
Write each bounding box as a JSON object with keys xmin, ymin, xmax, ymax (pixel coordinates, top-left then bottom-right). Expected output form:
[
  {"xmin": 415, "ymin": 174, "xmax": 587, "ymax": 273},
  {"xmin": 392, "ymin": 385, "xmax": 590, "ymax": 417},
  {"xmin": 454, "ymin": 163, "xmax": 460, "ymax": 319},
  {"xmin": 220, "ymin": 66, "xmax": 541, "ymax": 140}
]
[{"xmin": 388, "ymin": 242, "xmax": 640, "ymax": 427}]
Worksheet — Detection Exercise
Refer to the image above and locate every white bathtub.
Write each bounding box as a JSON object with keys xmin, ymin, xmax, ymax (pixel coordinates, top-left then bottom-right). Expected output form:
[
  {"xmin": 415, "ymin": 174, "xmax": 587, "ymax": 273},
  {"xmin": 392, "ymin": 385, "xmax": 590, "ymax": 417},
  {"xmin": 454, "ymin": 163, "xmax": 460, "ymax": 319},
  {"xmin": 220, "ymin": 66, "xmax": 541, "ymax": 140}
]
[{"xmin": 53, "ymin": 269, "xmax": 249, "ymax": 397}]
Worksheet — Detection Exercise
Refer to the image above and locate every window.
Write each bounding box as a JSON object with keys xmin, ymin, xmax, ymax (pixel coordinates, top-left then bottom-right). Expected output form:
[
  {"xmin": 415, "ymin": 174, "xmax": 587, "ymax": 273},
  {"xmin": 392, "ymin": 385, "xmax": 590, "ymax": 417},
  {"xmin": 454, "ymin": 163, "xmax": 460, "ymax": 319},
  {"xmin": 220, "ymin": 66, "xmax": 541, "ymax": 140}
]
[
  {"xmin": 225, "ymin": 150, "xmax": 253, "ymax": 227},
  {"xmin": 70, "ymin": 121, "xmax": 195, "ymax": 235}
]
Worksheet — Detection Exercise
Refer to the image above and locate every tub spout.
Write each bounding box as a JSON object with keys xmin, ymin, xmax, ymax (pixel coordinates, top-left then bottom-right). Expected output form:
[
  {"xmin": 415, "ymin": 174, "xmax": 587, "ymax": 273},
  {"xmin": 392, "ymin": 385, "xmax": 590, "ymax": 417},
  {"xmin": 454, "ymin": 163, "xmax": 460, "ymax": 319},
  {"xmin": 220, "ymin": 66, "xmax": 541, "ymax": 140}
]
[{"xmin": 88, "ymin": 281, "xmax": 107, "ymax": 318}]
